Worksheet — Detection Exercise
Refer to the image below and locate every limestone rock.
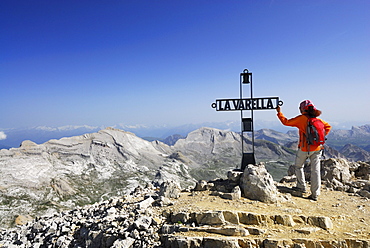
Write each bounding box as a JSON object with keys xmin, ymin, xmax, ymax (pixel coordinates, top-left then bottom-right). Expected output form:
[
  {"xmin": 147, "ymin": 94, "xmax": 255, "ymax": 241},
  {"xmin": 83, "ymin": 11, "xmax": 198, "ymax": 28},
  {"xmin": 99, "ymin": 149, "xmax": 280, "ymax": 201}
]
[
  {"xmin": 295, "ymin": 227, "xmax": 321, "ymax": 234},
  {"xmin": 194, "ymin": 180, "xmax": 209, "ymax": 191},
  {"xmin": 321, "ymin": 158, "xmax": 352, "ymax": 184},
  {"xmin": 171, "ymin": 212, "xmax": 191, "ymax": 224},
  {"xmin": 217, "ymin": 186, "xmax": 242, "ymax": 200},
  {"xmin": 195, "ymin": 211, "xmax": 226, "ymax": 226},
  {"xmin": 222, "ymin": 210, "xmax": 239, "ymax": 225},
  {"xmin": 240, "ymin": 163, "xmax": 278, "ymax": 203},
  {"xmin": 263, "ymin": 239, "xmax": 293, "ymax": 248},
  {"xmin": 227, "ymin": 170, "xmax": 243, "ymax": 183},
  {"xmin": 134, "ymin": 216, "xmax": 153, "ymax": 230},
  {"xmin": 0, "ymin": 185, "xmax": 163, "ymax": 247},
  {"xmin": 168, "ymin": 151, "xmax": 191, "ymax": 164},
  {"xmin": 202, "ymin": 237, "xmax": 240, "ymax": 248},
  {"xmin": 136, "ymin": 196, "xmax": 155, "ymax": 209},
  {"xmin": 238, "ymin": 212, "xmax": 270, "ymax": 225},
  {"xmin": 202, "ymin": 226, "xmax": 249, "ymax": 236},
  {"xmin": 354, "ymin": 162, "xmax": 370, "ymax": 180},
  {"xmin": 50, "ymin": 177, "xmax": 76, "ymax": 197},
  {"xmin": 15, "ymin": 215, "xmax": 33, "ymax": 225},
  {"xmin": 112, "ymin": 237, "xmax": 135, "ymax": 248},
  {"xmin": 159, "ymin": 181, "xmax": 181, "ymax": 199},
  {"xmin": 307, "ymin": 216, "xmax": 333, "ymax": 230},
  {"xmin": 274, "ymin": 214, "xmax": 295, "ymax": 227}
]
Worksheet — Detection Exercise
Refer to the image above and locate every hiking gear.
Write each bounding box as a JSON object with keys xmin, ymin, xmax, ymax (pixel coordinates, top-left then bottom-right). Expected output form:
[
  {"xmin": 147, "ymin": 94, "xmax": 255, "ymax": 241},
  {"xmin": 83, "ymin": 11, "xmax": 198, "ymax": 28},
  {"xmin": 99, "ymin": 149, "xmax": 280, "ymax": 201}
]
[
  {"xmin": 292, "ymin": 186, "xmax": 307, "ymax": 194},
  {"xmin": 277, "ymin": 112, "xmax": 331, "ymax": 152},
  {"xmin": 300, "ymin": 100, "xmax": 316, "ymax": 111},
  {"xmin": 294, "ymin": 150, "xmax": 322, "ymax": 197},
  {"xmin": 307, "ymin": 194, "xmax": 318, "ymax": 201},
  {"xmin": 306, "ymin": 117, "xmax": 326, "ymax": 147}
]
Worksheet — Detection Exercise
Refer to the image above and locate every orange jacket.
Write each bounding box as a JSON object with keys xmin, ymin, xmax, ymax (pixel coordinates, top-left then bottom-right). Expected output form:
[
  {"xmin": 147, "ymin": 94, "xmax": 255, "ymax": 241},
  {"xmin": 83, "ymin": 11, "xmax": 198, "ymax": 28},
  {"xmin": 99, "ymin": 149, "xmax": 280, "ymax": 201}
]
[{"xmin": 277, "ymin": 112, "xmax": 331, "ymax": 152}]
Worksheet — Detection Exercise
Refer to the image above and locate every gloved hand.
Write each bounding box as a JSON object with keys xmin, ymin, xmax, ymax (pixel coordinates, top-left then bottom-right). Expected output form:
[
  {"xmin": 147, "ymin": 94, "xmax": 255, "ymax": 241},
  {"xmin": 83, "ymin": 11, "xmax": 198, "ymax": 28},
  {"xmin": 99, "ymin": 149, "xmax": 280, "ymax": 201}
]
[{"xmin": 276, "ymin": 106, "xmax": 281, "ymax": 113}]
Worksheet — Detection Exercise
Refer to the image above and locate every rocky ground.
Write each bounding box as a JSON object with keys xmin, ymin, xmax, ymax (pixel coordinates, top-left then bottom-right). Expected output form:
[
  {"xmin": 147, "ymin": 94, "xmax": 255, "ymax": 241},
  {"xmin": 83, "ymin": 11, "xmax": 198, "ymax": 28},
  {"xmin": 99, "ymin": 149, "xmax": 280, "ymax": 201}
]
[
  {"xmin": 0, "ymin": 158, "xmax": 369, "ymax": 247},
  {"xmin": 0, "ymin": 180, "xmax": 369, "ymax": 247},
  {"xmin": 162, "ymin": 183, "xmax": 370, "ymax": 241},
  {"xmin": 158, "ymin": 159, "xmax": 370, "ymax": 247}
]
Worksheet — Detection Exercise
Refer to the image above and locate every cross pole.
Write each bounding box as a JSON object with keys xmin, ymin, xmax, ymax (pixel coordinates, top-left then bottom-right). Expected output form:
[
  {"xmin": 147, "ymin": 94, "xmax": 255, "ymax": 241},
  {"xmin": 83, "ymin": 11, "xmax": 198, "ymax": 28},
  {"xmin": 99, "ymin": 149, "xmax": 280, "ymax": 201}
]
[{"xmin": 211, "ymin": 69, "xmax": 283, "ymax": 171}]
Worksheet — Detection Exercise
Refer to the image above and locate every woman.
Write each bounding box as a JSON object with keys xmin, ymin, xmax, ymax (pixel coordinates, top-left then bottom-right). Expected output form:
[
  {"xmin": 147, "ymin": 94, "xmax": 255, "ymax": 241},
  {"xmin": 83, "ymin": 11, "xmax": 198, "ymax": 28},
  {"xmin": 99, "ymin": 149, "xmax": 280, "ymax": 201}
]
[{"xmin": 276, "ymin": 100, "xmax": 331, "ymax": 201}]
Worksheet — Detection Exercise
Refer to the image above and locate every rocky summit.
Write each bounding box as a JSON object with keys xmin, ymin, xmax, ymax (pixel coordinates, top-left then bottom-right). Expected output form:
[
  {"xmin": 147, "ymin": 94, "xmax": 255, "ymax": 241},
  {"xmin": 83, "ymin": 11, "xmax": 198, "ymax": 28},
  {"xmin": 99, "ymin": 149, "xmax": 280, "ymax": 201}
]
[
  {"xmin": 0, "ymin": 160, "xmax": 369, "ymax": 247},
  {"xmin": 0, "ymin": 127, "xmax": 369, "ymax": 247}
]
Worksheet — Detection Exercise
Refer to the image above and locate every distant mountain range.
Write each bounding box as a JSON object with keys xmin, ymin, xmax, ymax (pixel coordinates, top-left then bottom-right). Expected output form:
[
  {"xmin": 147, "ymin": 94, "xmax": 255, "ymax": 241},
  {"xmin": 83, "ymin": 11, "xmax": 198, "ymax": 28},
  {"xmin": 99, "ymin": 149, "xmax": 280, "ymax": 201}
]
[{"xmin": 1, "ymin": 123, "xmax": 370, "ymax": 161}]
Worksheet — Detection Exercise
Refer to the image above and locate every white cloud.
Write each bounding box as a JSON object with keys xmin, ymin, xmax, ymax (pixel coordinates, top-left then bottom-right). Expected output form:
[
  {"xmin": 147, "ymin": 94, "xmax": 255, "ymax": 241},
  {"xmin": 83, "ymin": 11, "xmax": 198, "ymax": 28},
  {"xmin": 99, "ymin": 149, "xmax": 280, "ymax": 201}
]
[{"xmin": 0, "ymin": 131, "xmax": 7, "ymax": 140}]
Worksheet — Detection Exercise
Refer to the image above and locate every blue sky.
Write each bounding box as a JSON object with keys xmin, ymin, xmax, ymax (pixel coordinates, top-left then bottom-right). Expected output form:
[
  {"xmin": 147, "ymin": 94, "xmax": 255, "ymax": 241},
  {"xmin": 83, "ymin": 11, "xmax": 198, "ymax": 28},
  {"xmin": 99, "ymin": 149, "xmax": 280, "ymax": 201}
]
[{"xmin": 1, "ymin": 0, "xmax": 369, "ymax": 131}]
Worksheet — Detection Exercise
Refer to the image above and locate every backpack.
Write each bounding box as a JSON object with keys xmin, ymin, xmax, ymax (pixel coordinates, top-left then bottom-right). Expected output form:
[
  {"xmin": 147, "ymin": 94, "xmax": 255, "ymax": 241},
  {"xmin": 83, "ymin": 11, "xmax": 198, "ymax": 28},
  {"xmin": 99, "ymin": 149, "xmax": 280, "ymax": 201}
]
[{"xmin": 306, "ymin": 117, "xmax": 326, "ymax": 146}]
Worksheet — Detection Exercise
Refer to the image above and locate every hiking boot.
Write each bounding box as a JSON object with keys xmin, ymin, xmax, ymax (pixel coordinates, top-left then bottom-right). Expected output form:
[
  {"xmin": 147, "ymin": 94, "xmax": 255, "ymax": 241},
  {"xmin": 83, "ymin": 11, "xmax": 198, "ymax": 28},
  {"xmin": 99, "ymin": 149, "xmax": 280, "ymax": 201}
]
[
  {"xmin": 307, "ymin": 194, "xmax": 318, "ymax": 201},
  {"xmin": 292, "ymin": 186, "xmax": 307, "ymax": 193}
]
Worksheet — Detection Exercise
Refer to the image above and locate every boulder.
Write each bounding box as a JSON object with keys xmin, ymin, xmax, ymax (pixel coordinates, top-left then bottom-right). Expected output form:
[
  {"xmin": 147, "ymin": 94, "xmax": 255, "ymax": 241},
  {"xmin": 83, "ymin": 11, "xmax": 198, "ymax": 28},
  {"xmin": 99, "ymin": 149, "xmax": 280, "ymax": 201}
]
[
  {"xmin": 193, "ymin": 180, "xmax": 209, "ymax": 191},
  {"xmin": 217, "ymin": 186, "xmax": 242, "ymax": 200},
  {"xmin": 354, "ymin": 162, "xmax": 370, "ymax": 180},
  {"xmin": 238, "ymin": 212, "xmax": 270, "ymax": 225},
  {"xmin": 15, "ymin": 215, "xmax": 33, "ymax": 225},
  {"xmin": 321, "ymin": 158, "xmax": 352, "ymax": 184},
  {"xmin": 159, "ymin": 181, "xmax": 181, "ymax": 199},
  {"xmin": 240, "ymin": 163, "xmax": 278, "ymax": 203},
  {"xmin": 227, "ymin": 170, "xmax": 243, "ymax": 184},
  {"xmin": 195, "ymin": 211, "xmax": 226, "ymax": 226},
  {"xmin": 274, "ymin": 215, "xmax": 295, "ymax": 227},
  {"xmin": 307, "ymin": 216, "xmax": 333, "ymax": 230}
]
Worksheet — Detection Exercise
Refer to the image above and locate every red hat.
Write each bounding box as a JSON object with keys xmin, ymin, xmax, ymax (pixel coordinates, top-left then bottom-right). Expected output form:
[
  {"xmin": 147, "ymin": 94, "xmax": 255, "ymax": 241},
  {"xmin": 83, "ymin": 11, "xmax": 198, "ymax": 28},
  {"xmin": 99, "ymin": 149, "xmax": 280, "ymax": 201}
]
[{"xmin": 300, "ymin": 100, "xmax": 316, "ymax": 110}]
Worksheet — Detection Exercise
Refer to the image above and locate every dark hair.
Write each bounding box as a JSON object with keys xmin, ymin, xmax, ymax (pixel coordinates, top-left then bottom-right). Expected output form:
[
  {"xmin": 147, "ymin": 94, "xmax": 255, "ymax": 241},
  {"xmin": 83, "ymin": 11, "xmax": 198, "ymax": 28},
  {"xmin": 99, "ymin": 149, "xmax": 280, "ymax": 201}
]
[{"xmin": 306, "ymin": 106, "xmax": 322, "ymax": 117}]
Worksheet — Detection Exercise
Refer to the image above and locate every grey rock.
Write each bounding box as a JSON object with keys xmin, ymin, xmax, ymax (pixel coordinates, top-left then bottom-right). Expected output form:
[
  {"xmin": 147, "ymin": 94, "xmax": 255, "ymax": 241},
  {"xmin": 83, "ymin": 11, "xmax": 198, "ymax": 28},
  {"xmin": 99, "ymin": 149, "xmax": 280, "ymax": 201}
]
[
  {"xmin": 240, "ymin": 163, "xmax": 278, "ymax": 203},
  {"xmin": 227, "ymin": 170, "xmax": 243, "ymax": 183},
  {"xmin": 154, "ymin": 196, "xmax": 174, "ymax": 207},
  {"xmin": 194, "ymin": 180, "xmax": 209, "ymax": 191},
  {"xmin": 204, "ymin": 226, "xmax": 249, "ymax": 236},
  {"xmin": 134, "ymin": 216, "xmax": 152, "ymax": 230},
  {"xmin": 321, "ymin": 158, "xmax": 352, "ymax": 184},
  {"xmin": 217, "ymin": 186, "xmax": 242, "ymax": 200},
  {"xmin": 238, "ymin": 212, "xmax": 269, "ymax": 225},
  {"xmin": 307, "ymin": 216, "xmax": 333, "ymax": 230},
  {"xmin": 171, "ymin": 212, "xmax": 190, "ymax": 224},
  {"xmin": 0, "ymin": 128, "xmax": 197, "ymax": 227},
  {"xmin": 50, "ymin": 177, "xmax": 76, "ymax": 197},
  {"xmin": 358, "ymin": 189, "xmax": 370, "ymax": 198},
  {"xmin": 222, "ymin": 210, "xmax": 239, "ymax": 224},
  {"xmin": 136, "ymin": 196, "xmax": 155, "ymax": 209},
  {"xmin": 159, "ymin": 181, "xmax": 181, "ymax": 199},
  {"xmin": 354, "ymin": 162, "xmax": 370, "ymax": 180},
  {"xmin": 0, "ymin": 186, "xmax": 163, "ymax": 248},
  {"xmin": 195, "ymin": 211, "xmax": 226, "ymax": 226},
  {"xmin": 112, "ymin": 237, "xmax": 135, "ymax": 248},
  {"xmin": 274, "ymin": 215, "xmax": 295, "ymax": 227},
  {"xmin": 202, "ymin": 237, "xmax": 240, "ymax": 248}
]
